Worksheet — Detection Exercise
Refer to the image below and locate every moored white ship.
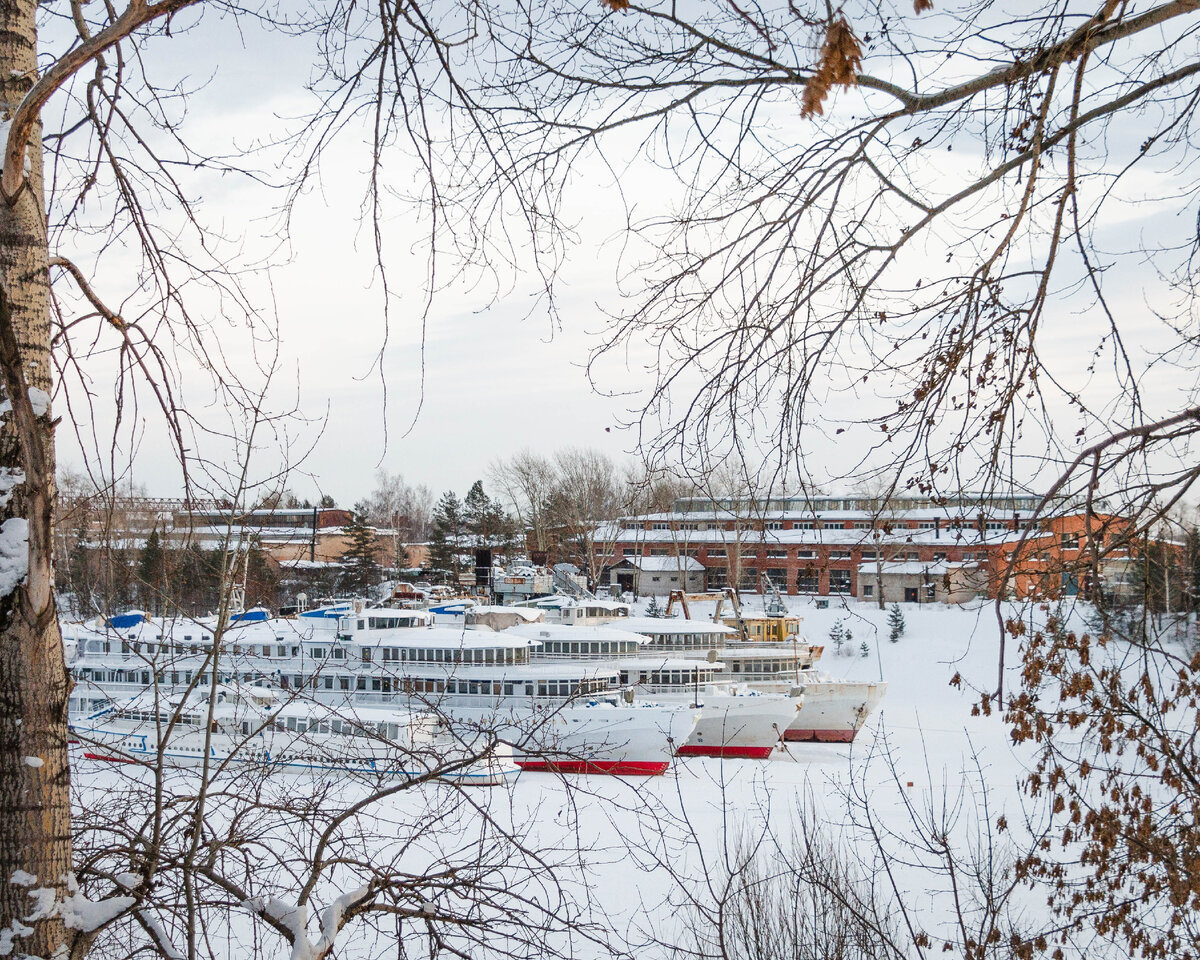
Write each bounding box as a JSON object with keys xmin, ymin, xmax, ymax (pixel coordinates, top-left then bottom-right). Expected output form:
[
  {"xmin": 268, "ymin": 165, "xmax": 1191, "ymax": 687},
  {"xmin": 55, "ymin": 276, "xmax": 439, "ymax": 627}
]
[
  {"xmin": 509, "ymin": 622, "xmax": 799, "ymax": 759},
  {"xmin": 606, "ymin": 614, "xmax": 885, "ymax": 743},
  {"xmin": 69, "ymin": 683, "xmax": 517, "ymax": 784},
  {"xmin": 65, "ymin": 609, "xmax": 698, "ymax": 776}
]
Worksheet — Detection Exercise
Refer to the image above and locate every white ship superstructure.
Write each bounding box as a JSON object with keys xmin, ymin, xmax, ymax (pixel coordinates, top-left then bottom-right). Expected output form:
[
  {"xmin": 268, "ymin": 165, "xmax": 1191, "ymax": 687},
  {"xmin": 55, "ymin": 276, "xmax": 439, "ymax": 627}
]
[
  {"xmin": 70, "ymin": 682, "xmax": 515, "ymax": 784},
  {"xmin": 510, "ymin": 622, "xmax": 799, "ymax": 759},
  {"xmin": 65, "ymin": 608, "xmax": 698, "ymax": 776},
  {"xmin": 606, "ymin": 616, "xmax": 886, "ymax": 743}
]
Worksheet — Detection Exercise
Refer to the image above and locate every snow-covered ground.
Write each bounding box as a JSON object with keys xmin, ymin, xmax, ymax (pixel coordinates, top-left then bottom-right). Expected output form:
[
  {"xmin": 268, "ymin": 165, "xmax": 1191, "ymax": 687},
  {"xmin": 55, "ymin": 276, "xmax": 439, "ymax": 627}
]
[{"xmin": 70, "ymin": 596, "xmax": 1106, "ymax": 959}]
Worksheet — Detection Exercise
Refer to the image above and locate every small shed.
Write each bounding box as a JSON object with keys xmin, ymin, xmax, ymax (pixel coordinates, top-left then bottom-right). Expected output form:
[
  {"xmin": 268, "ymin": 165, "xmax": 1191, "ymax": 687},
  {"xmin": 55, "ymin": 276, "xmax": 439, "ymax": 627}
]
[
  {"xmin": 855, "ymin": 561, "xmax": 987, "ymax": 605},
  {"xmin": 608, "ymin": 556, "xmax": 706, "ymax": 597}
]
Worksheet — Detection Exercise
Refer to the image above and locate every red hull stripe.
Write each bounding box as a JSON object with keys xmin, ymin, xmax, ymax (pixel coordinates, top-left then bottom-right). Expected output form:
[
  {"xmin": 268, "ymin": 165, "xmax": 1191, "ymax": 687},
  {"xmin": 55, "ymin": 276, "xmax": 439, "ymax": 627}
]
[
  {"xmin": 82, "ymin": 752, "xmax": 137, "ymax": 764},
  {"xmin": 675, "ymin": 744, "xmax": 775, "ymax": 759},
  {"xmin": 782, "ymin": 729, "xmax": 858, "ymax": 743},
  {"xmin": 515, "ymin": 759, "xmax": 669, "ymax": 776}
]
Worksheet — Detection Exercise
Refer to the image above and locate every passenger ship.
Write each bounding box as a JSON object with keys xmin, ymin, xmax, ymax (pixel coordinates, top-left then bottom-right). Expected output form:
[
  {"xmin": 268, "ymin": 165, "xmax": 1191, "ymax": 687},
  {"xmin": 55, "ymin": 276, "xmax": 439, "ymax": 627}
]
[
  {"xmin": 609, "ymin": 616, "xmax": 887, "ymax": 743},
  {"xmin": 509, "ymin": 622, "xmax": 799, "ymax": 759},
  {"xmin": 64, "ymin": 607, "xmax": 699, "ymax": 776},
  {"xmin": 69, "ymin": 682, "xmax": 517, "ymax": 784}
]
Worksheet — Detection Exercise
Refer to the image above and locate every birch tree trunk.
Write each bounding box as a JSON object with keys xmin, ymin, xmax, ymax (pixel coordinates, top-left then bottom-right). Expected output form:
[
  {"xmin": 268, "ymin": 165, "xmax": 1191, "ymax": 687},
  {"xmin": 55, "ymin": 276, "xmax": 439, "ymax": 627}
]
[{"xmin": 0, "ymin": 0, "xmax": 71, "ymax": 956}]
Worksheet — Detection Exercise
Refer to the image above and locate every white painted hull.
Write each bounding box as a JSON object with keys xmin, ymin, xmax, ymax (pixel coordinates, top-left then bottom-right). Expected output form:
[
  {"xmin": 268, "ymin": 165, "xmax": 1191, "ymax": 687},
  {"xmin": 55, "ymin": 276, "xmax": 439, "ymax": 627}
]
[
  {"xmin": 746, "ymin": 680, "xmax": 887, "ymax": 742},
  {"xmin": 69, "ymin": 714, "xmax": 517, "ymax": 785},
  {"xmin": 440, "ymin": 702, "xmax": 699, "ymax": 775}
]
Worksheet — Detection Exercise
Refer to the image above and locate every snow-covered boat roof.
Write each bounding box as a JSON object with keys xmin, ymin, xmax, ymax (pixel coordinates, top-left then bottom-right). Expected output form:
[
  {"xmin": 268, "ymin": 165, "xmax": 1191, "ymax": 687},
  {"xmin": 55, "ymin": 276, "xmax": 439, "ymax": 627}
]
[
  {"xmin": 616, "ymin": 617, "xmax": 737, "ymax": 636},
  {"xmin": 467, "ymin": 605, "xmax": 545, "ymax": 622},
  {"xmin": 506, "ymin": 623, "xmax": 651, "ymax": 645},
  {"xmin": 354, "ymin": 627, "xmax": 540, "ymax": 650}
]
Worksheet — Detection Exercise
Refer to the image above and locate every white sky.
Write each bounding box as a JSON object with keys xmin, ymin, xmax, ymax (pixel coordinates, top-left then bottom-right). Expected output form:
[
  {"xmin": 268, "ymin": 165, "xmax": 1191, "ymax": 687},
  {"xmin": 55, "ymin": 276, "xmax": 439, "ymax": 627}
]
[{"xmin": 49, "ymin": 4, "xmax": 1195, "ymax": 508}]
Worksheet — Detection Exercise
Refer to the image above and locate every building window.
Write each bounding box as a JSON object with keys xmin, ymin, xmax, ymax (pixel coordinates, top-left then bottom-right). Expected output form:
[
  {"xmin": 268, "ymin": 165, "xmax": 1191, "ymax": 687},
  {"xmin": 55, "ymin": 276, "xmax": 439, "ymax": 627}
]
[
  {"xmin": 830, "ymin": 550, "xmax": 851, "ymax": 559},
  {"xmin": 1061, "ymin": 533, "xmax": 1078, "ymax": 549},
  {"xmin": 707, "ymin": 548, "xmax": 727, "ymax": 558},
  {"xmin": 797, "ymin": 550, "xmax": 816, "ymax": 559},
  {"xmin": 862, "ymin": 584, "xmax": 874, "ymax": 597},
  {"xmin": 933, "ymin": 552, "xmax": 946, "ymax": 561},
  {"xmin": 793, "ymin": 522, "xmax": 816, "ymax": 530},
  {"xmin": 651, "ymin": 576, "xmax": 661, "ymax": 583},
  {"xmin": 853, "ymin": 522, "xmax": 873, "ymax": 530},
  {"xmin": 650, "ymin": 548, "xmax": 670, "ymax": 556},
  {"xmin": 860, "ymin": 550, "xmax": 877, "ymax": 561},
  {"xmin": 766, "ymin": 522, "xmax": 783, "ymax": 530},
  {"xmin": 796, "ymin": 570, "xmax": 819, "ymax": 593},
  {"xmin": 652, "ymin": 522, "xmax": 670, "ymax": 530},
  {"xmin": 766, "ymin": 549, "xmax": 788, "ymax": 559},
  {"xmin": 829, "ymin": 570, "xmax": 852, "ymax": 594},
  {"xmin": 623, "ymin": 547, "xmax": 637, "ymax": 556}
]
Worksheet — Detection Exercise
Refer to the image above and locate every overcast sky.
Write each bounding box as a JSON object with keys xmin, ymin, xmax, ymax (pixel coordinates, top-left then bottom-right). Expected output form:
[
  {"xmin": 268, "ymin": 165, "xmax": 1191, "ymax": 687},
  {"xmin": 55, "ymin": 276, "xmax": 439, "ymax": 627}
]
[{"xmin": 49, "ymin": 3, "xmax": 1193, "ymax": 510}]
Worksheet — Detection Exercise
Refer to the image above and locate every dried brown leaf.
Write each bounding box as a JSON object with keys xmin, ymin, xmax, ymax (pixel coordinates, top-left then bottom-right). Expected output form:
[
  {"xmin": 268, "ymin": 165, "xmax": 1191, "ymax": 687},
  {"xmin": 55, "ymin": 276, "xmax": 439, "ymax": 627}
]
[{"xmin": 801, "ymin": 15, "xmax": 862, "ymax": 118}]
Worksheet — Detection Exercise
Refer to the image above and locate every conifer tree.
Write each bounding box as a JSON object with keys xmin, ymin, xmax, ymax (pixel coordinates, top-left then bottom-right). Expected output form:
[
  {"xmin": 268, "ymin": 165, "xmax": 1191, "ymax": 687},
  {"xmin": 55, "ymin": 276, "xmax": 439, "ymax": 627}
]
[
  {"xmin": 341, "ymin": 506, "xmax": 381, "ymax": 595},
  {"xmin": 829, "ymin": 620, "xmax": 845, "ymax": 657},
  {"xmin": 888, "ymin": 604, "xmax": 906, "ymax": 643},
  {"xmin": 136, "ymin": 527, "xmax": 165, "ymax": 614},
  {"xmin": 645, "ymin": 595, "xmax": 663, "ymax": 618},
  {"xmin": 428, "ymin": 490, "xmax": 465, "ymax": 577}
]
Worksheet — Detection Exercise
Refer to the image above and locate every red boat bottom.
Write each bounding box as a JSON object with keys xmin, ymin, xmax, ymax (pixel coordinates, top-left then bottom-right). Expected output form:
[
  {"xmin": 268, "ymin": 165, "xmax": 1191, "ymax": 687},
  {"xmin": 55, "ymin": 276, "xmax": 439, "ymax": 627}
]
[
  {"xmin": 675, "ymin": 744, "xmax": 776, "ymax": 759},
  {"xmin": 515, "ymin": 759, "xmax": 670, "ymax": 776},
  {"xmin": 783, "ymin": 729, "xmax": 858, "ymax": 743},
  {"xmin": 83, "ymin": 752, "xmax": 137, "ymax": 764}
]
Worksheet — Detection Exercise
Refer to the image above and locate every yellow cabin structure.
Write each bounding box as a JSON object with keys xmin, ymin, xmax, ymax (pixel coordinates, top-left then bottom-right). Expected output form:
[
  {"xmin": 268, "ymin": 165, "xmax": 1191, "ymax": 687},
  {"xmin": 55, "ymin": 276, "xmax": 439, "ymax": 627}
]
[{"xmin": 722, "ymin": 613, "xmax": 802, "ymax": 643}]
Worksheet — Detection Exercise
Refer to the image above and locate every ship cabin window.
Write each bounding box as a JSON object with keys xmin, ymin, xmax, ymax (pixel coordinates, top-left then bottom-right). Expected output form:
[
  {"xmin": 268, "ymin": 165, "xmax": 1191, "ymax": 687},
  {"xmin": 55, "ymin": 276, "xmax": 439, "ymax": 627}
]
[{"xmin": 358, "ymin": 619, "xmax": 366, "ymax": 630}]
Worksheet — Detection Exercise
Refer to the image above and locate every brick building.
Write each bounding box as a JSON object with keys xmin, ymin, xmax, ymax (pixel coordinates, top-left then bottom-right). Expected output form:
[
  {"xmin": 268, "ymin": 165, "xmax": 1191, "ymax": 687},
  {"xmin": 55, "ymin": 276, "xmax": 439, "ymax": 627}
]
[{"xmin": 594, "ymin": 492, "xmax": 1110, "ymax": 600}]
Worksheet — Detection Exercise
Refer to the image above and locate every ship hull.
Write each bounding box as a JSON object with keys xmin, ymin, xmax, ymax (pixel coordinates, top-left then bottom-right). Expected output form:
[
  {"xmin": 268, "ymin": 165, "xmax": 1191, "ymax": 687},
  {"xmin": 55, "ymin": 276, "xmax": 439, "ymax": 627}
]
[
  {"xmin": 445, "ymin": 702, "xmax": 698, "ymax": 776},
  {"xmin": 778, "ymin": 681, "xmax": 886, "ymax": 742},
  {"xmin": 671, "ymin": 693, "xmax": 797, "ymax": 758}
]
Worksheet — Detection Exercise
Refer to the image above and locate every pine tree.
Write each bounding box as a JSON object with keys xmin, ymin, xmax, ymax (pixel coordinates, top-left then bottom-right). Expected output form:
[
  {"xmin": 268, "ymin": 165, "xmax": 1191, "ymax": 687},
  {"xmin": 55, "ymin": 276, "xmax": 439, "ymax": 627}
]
[
  {"xmin": 136, "ymin": 527, "xmax": 165, "ymax": 613},
  {"xmin": 860, "ymin": 640, "xmax": 870, "ymax": 658},
  {"xmin": 829, "ymin": 620, "xmax": 845, "ymax": 656},
  {"xmin": 843, "ymin": 627, "xmax": 854, "ymax": 657},
  {"xmin": 888, "ymin": 603, "xmax": 906, "ymax": 642},
  {"xmin": 428, "ymin": 490, "xmax": 465, "ymax": 577},
  {"xmin": 645, "ymin": 595, "xmax": 663, "ymax": 618},
  {"xmin": 341, "ymin": 506, "xmax": 381, "ymax": 595},
  {"xmin": 463, "ymin": 480, "xmax": 491, "ymax": 548}
]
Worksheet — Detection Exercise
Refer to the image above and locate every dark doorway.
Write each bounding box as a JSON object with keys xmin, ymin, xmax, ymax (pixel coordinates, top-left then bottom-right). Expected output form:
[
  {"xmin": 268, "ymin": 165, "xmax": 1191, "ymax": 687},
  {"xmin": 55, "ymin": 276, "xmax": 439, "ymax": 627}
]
[{"xmin": 903, "ymin": 587, "xmax": 918, "ymax": 603}]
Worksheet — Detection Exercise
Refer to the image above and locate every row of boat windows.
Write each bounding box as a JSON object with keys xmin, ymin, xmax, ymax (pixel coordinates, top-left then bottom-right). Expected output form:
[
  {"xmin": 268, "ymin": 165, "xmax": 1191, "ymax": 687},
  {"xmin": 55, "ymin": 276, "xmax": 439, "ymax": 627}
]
[
  {"xmin": 278, "ymin": 674, "xmax": 614, "ymax": 698},
  {"xmin": 379, "ymin": 647, "xmax": 528, "ymax": 664},
  {"xmin": 276, "ymin": 717, "xmax": 407, "ymax": 739},
  {"xmin": 354, "ymin": 617, "xmax": 425, "ymax": 630},
  {"xmin": 644, "ymin": 634, "xmax": 734, "ymax": 648},
  {"xmin": 536, "ymin": 640, "xmax": 640, "ymax": 655},
  {"xmin": 727, "ymin": 659, "xmax": 809, "ymax": 674},
  {"xmin": 86, "ymin": 640, "xmax": 526, "ymax": 664},
  {"xmin": 621, "ymin": 670, "xmax": 720, "ymax": 686},
  {"xmin": 117, "ymin": 709, "xmax": 202, "ymax": 725}
]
